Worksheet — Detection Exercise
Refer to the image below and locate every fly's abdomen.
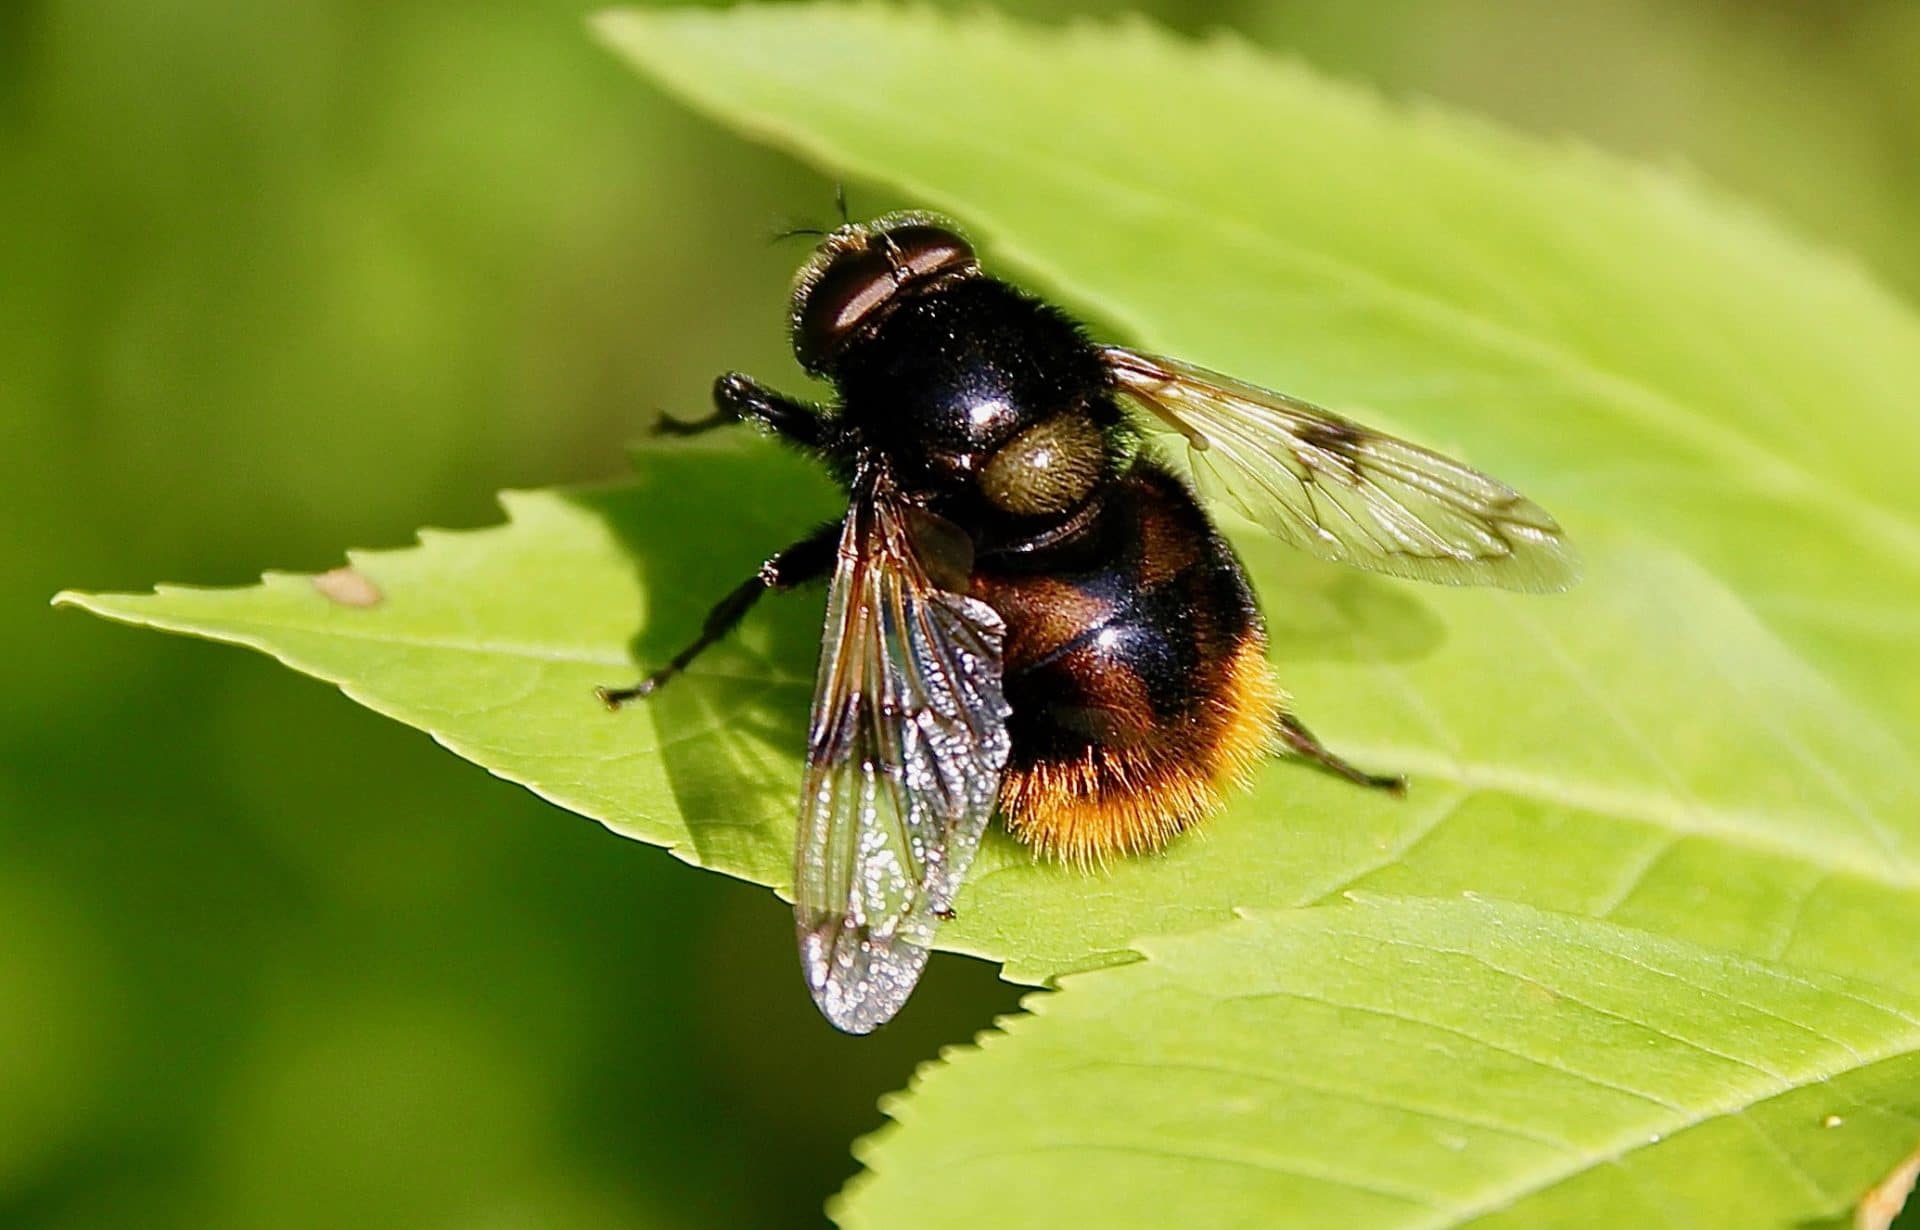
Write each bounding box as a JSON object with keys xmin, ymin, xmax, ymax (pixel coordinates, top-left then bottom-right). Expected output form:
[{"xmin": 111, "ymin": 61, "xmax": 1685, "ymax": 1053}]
[{"xmin": 970, "ymin": 463, "xmax": 1282, "ymax": 864}]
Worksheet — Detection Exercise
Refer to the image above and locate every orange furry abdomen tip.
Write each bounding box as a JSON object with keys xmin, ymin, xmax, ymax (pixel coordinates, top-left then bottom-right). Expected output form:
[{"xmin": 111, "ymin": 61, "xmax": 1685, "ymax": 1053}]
[{"xmin": 997, "ymin": 640, "xmax": 1282, "ymax": 868}]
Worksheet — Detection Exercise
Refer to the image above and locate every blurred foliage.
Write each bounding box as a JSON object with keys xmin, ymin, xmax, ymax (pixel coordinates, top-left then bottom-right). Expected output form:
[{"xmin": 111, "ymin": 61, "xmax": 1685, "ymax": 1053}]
[{"xmin": 10, "ymin": 1, "xmax": 1920, "ymax": 1227}]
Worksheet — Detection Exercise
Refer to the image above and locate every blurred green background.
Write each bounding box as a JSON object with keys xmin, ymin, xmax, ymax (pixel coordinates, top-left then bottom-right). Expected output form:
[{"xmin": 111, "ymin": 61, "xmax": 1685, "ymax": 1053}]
[{"xmin": 8, "ymin": 1, "xmax": 1920, "ymax": 1226}]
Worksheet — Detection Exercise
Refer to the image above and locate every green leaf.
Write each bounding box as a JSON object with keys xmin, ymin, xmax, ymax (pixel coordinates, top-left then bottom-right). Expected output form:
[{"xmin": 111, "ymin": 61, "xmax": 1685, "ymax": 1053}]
[
  {"xmin": 592, "ymin": 4, "xmax": 1920, "ymax": 740},
  {"xmin": 841, "ymin": 896, "xmax": 1920, "ymax": 1230}
]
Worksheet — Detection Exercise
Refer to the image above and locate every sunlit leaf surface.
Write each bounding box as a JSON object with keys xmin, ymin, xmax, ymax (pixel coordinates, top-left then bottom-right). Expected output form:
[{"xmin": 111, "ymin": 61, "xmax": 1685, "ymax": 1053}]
[{"xmin": 842, "ymin": 899, "xmax": 1920, "ymax": 1230}]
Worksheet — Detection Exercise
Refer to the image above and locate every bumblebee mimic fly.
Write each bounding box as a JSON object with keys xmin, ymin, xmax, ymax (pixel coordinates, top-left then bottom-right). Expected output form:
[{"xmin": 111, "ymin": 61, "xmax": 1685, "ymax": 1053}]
[{"xmin": 600, "ymin": 212, "xmax": 1578, "ymax": 1033}]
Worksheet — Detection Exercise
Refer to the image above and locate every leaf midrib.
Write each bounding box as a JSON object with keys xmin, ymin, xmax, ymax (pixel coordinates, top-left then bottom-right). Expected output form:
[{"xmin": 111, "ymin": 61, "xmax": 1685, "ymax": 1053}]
[{"xmin": 1344, "ymin": 744, "xmax": 1916, "ymax": 893}]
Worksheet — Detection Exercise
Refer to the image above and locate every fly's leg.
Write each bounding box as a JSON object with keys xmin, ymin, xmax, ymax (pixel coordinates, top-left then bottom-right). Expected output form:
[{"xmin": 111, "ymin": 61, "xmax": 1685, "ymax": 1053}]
[
  {"xmin": 1275, "ymin": 713, "xmax": 1406, "ymax": 795},
  {"xmin": 649, "ymin": 407, "xmax": 733, "ymax": 437},
  {"xmin": 652, "ymin": 373, "xmax": 827, "ymax": 448},
  {"xmin": 597, "ymin": 522, "xmax": 840, "ymax": 709}
]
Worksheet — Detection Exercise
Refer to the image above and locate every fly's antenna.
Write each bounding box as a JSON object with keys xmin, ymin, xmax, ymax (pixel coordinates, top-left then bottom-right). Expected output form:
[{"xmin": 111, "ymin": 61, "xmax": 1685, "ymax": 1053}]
[
  {"xmin": 772, "ymin": 184, "xmax": 850, "ymax": 245},
  {"xmin": 769, "ymin": 221, "xmax": 829, "ymax": 245}
]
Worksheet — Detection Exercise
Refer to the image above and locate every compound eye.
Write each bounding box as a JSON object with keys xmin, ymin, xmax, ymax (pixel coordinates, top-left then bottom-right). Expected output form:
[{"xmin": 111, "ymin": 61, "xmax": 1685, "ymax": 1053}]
[
  {"xmin": 881, "ymin": 224, "xmax": 975, "ymax": 283},
  {"xmin": 794, "ymin": 246, "xmax": 898, "ymax": 372},
  {"xmin": 980, "ymin": 413, "xmax": 1106, "ymax": 516}
]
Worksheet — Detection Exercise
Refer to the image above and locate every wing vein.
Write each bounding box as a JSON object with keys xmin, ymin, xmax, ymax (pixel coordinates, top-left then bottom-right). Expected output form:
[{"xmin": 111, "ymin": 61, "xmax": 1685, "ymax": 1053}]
[{"xmin": 1107, "ymin": 347, "xmax": 1579, "ymax": 590}]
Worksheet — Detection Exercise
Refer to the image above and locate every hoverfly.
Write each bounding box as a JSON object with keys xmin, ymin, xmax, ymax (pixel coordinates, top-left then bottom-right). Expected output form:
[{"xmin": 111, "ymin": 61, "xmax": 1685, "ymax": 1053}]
[{"xmin": 600, "ymin": 212, "xmax": 1577, "ymax": 1033}]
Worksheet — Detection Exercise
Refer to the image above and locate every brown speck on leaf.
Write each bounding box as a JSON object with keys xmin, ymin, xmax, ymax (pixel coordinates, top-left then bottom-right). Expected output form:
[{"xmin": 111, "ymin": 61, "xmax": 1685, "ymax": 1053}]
[
  {"xmin": 1857, "ymin": 1143, "xmax": 1920, "ymax": 1230},
  {"xmin": 313, "ymin": 567, "xmax": 382, "ymax": 608}
]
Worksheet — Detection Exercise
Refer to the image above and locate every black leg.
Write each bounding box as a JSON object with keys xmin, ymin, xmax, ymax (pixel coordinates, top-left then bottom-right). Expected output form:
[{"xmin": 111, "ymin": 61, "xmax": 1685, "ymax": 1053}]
[
  {"xmin": 652, "ymin": 373, "xmax": 828, "ymax": 448},
  {"xmin": 598, "ymin": 523, "xmax": 841, "ymax": 709},
  {"xmin": 1275, "ymin": 713, "xmax": 1406, "ymax": 795},
  {"xmin": 716, "ymin": 372, "xmax": 828, "ymax": 448}
]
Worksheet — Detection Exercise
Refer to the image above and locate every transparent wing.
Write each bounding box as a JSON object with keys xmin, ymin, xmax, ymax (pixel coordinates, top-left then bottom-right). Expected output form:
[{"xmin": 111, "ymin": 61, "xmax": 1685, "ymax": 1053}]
[
  {"xmin": 793, "ymin": 475, "xmax": 1010, "ymax": 1034},
  {"xmin": 1103, "ymin": 347, "xmax": 1578, "ymax": 591}
]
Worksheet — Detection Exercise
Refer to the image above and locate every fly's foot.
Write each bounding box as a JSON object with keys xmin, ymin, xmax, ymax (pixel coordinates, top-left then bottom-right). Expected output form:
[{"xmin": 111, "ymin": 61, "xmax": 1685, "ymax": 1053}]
[
  {"xmin": 1276, "ymin": 713, "xmax": 1407, "ymax": 796},
  {"xmin": 596, "ymin": 678, "xmax": 662, "ymax": 711}
]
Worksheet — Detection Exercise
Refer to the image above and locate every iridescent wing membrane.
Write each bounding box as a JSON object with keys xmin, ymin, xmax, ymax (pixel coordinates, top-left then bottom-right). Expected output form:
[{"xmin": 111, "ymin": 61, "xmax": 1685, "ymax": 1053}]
[
  {"xmin": 794, "ymin": 471, "xmax": 1011, "ymax": 1034},
  {"xmin": 1103, "ymin": 347, "xmax": 1579, "ymax": 591}
]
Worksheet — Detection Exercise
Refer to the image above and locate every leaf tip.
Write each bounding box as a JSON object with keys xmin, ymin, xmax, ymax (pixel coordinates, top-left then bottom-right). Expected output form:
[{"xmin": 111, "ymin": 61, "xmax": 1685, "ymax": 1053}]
[{"xmin": 49, "ymin": 587, "xmax": 140, "ymax": 622}]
